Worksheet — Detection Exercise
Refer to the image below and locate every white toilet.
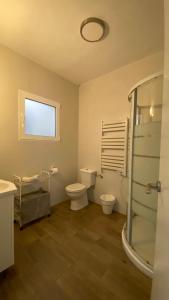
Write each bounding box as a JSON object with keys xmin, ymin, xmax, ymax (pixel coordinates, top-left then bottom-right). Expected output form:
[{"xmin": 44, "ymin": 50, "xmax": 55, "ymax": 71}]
[
  {"xmin": 65, "ymin": 168, "xmax": 97, "ymax": 211},
  {"xmin": 100, "ymin": 194, "xmax": 116, "ymax": 215}
]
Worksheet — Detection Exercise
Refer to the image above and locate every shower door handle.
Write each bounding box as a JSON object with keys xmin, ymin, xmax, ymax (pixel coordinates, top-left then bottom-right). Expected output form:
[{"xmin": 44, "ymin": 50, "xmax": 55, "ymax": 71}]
[{"xmin": 145, "ymin": 180, "xmax": 161, "ymax": 194}]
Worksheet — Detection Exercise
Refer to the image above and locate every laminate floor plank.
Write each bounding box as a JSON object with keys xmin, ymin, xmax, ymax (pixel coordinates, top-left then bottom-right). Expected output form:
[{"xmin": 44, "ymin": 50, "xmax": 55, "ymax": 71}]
[{"xmin": 0, "ymin": 201, "xmax": 152, "ymax": 300}]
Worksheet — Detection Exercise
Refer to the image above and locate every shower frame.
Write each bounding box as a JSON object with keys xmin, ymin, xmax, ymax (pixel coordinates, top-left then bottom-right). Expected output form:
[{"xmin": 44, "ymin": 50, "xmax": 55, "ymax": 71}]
[{"xmin": 122, "ymin": 72, "xmax": 163, "ymax": 278}]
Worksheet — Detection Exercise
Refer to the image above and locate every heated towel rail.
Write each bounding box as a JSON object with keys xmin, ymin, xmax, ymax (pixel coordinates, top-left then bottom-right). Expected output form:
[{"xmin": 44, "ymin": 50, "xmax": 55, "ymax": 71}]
[{"xmin": 101, "ymin": 119, "xmax": 128, "ymax": 176}]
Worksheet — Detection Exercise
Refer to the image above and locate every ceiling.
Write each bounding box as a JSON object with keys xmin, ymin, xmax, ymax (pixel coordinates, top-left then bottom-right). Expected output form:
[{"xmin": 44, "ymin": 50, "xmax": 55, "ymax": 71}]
[{"xmin": 0, "ymin": 0, "xmax": 164, "ymax": 84}]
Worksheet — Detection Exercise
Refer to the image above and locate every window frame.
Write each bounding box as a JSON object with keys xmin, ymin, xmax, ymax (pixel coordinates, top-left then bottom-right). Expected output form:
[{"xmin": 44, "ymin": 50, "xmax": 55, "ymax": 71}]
[{"xmin": 18, "ymin": 90, "xmax": 60, "ymax": 142}]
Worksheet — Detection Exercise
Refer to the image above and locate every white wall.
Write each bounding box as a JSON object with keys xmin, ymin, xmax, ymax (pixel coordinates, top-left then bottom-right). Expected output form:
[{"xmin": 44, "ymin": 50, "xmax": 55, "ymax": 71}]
[
  {"xmin": 151, "ymin": 1, "xmax": 169, "ymax": 299},
  {"xmin": 0, "ymin": 44, "xmax": 164, "ymax": 212},
  {"xmin": 0, "ymin": 45, "xmax": 78, "ymax": 206},
  {"xmin": 78, "ymin": 52, "xmax": 163, "ymax": 214}
]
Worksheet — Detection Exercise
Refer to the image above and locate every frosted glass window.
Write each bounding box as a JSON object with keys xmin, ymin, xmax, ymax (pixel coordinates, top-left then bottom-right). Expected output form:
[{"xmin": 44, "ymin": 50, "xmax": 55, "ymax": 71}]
[
  {"xmin": 25, "ymin": 99, "xmax": 56, "ymax": 137},
  {"xmin": 18, "ymin": 90, "xmax": 60, "ymax": 141}
]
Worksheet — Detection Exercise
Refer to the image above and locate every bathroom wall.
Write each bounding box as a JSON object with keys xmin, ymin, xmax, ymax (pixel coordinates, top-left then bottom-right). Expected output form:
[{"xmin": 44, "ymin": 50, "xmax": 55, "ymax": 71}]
[
  {"xmin": 0, "ymin": 45, "xmax": 78, "ymax": 205},
  {"xmin": 78, "ymin": 52, "xmax": 163, "ymax": 214}
]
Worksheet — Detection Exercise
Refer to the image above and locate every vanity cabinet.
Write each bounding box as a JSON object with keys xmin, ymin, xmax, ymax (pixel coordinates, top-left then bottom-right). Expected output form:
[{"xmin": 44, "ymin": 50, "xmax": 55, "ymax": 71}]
[{"xmin": 0, "ymin": 181, "xmax": 16, "ymax": 272}]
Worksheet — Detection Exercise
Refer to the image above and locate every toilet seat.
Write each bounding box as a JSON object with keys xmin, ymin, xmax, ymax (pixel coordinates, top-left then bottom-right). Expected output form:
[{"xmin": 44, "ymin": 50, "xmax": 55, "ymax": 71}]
[{"xmin": 65, "ymin": 183, "xmax": 86, "ymax": 193}]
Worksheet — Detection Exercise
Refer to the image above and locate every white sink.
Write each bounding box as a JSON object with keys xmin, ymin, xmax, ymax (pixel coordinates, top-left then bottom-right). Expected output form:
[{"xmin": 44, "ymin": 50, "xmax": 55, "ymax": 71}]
[{"xmin": 0, "ymin": 179, "xmax": 17, "ymax": 197}]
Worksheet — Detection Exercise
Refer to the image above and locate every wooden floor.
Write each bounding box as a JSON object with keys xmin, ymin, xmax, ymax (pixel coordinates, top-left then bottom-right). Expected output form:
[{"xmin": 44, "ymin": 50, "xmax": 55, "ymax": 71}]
[{"xmin": 0, "ymin": 201, "xmax": 152, "ymax": 300}]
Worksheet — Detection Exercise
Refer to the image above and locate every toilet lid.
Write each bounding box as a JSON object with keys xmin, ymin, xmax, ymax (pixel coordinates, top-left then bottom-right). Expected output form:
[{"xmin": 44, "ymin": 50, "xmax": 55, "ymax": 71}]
[{"xmin": 66, "ymin": 183, "xmax": 86, "ymax": 192}]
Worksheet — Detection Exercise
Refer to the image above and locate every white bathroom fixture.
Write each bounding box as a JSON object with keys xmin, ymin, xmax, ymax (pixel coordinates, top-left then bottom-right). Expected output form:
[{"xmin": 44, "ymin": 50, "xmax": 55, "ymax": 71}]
[
  {"xmin": 65, "ymin": 168, "xmax": 97, "ymax": 211},
  {"xmin": 0, "ymin": 180, "xmax": 16, "ymax": 272},
  {"xmin": 100, "ymin": 194, "xmax": 116, "ymax": 215},
  {"xmin": 101, "ymin": 119, "xmax": 128, "ymax": 176},
  {"xmin": 0, "ymin": 179, "xmax": 16, "ymax": 196},
  {"xmin": 80, "ymin": 17, "xmax": 105, "ymax": 42}
]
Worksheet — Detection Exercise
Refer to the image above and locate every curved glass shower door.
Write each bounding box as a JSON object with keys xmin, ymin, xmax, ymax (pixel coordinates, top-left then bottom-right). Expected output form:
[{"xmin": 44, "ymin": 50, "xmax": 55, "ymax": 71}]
[{"xmin": 128, "ymin": 75, "xmax": 163, "ymax": 269}]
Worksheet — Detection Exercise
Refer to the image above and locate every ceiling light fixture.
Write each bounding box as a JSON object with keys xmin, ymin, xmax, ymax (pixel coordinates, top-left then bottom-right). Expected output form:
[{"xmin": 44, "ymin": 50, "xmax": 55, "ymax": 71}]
[{"xmin": 80, "ymin": 17, "xmax": 105, "ymax": 42}]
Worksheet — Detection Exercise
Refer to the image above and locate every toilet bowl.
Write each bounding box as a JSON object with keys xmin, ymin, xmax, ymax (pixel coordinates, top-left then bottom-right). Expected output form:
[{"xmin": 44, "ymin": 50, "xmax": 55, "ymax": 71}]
[
  {"xmin": 65, "ymin": 183, "xmax": 87, "ymax": 210},
  {"xmin": 65, "ymin": 168, "xmax": 96, "ymax": 211},
  {"xmin": 100, "ymin": 194, "xmax": 116, "ymax": 215}
]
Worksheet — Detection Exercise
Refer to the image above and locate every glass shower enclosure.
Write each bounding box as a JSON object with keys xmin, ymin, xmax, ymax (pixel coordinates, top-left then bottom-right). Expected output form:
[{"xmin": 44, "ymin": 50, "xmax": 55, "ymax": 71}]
[{"xmin": 122, "ymin": 73, "xmax": 163, "ymax": 278}]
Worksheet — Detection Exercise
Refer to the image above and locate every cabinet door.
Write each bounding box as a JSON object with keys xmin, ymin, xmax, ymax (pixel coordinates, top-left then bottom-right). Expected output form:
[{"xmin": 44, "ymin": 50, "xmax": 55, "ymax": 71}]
[{"xmin": 0, "ymin": 194, "xmax": 14, "ymax": 272}]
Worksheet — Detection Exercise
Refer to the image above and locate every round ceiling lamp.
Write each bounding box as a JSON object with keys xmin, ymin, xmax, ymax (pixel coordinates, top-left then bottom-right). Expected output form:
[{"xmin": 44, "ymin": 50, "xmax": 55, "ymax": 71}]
[{"xmin": 80, "ymin": 17, "xmax": 105, "ymax": 42}]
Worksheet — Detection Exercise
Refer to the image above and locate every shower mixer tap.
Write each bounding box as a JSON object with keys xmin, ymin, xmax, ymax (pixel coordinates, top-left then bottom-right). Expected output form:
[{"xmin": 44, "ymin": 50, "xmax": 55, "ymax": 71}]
[{"xmin": 145, "ymin": 180, "xmax": 161, "ymax": 194}]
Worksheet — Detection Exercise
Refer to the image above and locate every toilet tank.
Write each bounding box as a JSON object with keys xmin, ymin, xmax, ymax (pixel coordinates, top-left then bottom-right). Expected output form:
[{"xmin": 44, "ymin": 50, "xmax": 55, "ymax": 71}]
[{"xmin": 80, "ymin": 168, "xmax": 97, "ymax": 188}]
